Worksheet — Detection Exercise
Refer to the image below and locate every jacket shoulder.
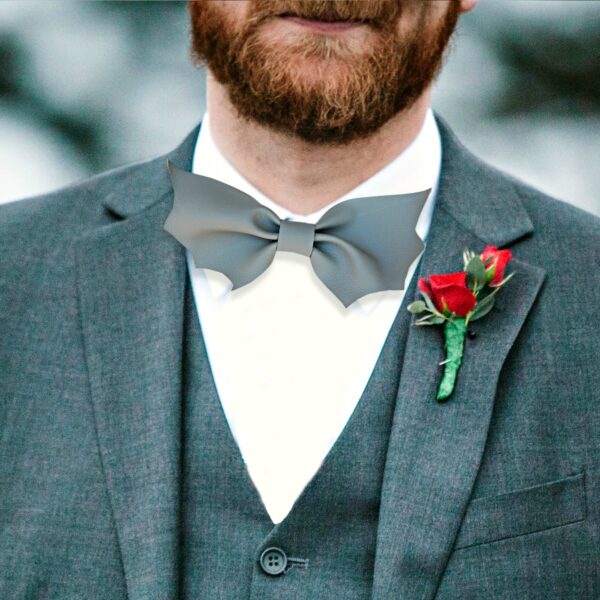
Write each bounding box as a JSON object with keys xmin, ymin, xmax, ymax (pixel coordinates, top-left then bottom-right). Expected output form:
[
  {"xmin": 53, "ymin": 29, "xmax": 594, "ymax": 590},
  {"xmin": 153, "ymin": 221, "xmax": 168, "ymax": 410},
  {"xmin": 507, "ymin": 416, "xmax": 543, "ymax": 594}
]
[
  {"xmin": 511, "ymin": 176, "xmax": 600, "ymax": 240},
  {"xmin": 460, "ymin": 138, "xmax": 600, "ymax": 256},
  {"xmin": 435, "ymin": 113, "xmax": 600, "ymax": 254},
  {"xmin": 495, "ymin": 170, "xmax": 600, "ymax": 281},
  {"xmin": 1, "ymin": 155, "xmax": 164, "ymax": 241},
  {"xmin": 0, "ymin": 153, "xmax": 173, "ymax": 279},
  {"xmin": 510, "ymin": 177, "xmax": 600, "ymax": 276}
]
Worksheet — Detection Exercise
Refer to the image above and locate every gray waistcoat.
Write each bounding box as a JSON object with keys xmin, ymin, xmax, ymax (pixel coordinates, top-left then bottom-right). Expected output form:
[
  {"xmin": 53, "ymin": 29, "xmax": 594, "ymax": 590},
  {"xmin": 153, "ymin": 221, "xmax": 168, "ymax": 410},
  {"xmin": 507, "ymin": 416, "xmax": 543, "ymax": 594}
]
[{"xmin": 181, "ymin": 273, "xmax": 412, "ymax": 599}]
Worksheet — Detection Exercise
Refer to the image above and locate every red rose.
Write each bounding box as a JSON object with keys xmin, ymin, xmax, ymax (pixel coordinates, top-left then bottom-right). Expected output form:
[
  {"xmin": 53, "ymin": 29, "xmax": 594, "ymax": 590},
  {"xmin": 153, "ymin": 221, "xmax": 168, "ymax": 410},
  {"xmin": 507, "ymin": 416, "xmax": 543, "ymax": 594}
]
[
  {"xmin": 480, "ymin": 245, "xmax": 512, "ymax": 286},
  {"xmin": 418, "ymin": 271, "xmax": 476, "ymax": 317}
]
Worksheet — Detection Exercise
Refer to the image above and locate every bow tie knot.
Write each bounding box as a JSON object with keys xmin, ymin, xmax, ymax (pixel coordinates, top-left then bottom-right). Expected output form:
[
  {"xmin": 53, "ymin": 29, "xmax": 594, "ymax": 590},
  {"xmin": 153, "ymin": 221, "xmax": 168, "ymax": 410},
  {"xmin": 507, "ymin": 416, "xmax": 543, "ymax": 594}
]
[
  {"xmin": 164, "ymin": 160, "xmax": 430, "ymax": 308},
  {"xmin": 277, "ymin": 219, "xmax": 315, "ymax": 257}
]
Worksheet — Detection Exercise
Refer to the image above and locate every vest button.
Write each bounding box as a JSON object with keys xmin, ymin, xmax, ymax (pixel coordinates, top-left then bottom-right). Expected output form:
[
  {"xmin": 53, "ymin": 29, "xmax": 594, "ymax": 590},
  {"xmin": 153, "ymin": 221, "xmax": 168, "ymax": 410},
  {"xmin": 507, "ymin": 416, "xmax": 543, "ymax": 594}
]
[{"xmin": 259, "ymin": 547, "xmax": 288, "ymax": 576}]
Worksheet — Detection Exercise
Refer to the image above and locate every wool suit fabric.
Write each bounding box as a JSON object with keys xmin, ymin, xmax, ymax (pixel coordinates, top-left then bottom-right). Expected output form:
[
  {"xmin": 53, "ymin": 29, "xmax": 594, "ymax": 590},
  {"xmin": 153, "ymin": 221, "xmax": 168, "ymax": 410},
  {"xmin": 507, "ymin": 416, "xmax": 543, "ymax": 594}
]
[
  {"xmin": 180, "ymin": 264, "xmax": 411, "ymax": 599},
  {"xmin": 1, "ymin": 114, "xmax": 599, "ymax": 599}
]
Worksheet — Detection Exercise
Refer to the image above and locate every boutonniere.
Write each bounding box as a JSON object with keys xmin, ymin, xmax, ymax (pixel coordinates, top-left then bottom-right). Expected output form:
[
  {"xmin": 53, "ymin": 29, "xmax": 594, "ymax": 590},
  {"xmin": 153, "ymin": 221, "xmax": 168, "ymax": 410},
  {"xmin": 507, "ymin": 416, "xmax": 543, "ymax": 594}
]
[{"xmin": 407, "ymin": 245, "xmax": 514, "ymax": 402}]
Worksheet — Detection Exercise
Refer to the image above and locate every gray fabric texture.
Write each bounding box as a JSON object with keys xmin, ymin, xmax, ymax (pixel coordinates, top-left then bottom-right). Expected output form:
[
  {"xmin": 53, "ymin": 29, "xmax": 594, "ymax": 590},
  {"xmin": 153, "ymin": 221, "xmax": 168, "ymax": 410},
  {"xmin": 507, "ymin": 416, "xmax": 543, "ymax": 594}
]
[
  {"xmin": 1, "ymin": 113, "xmax": 600, "ymax": 599},
  {"xmin": 180, "ymin": 255, "xmax": 413, "ymax": 600}
]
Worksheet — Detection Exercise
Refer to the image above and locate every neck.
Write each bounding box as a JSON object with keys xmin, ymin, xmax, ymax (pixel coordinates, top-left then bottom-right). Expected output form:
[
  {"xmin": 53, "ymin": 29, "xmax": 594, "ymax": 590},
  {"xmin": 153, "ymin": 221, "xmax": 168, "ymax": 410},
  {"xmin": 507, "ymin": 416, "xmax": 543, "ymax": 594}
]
[{"xmin": 206, "ymin": 73, "xmax": 432, "ymax": 216}]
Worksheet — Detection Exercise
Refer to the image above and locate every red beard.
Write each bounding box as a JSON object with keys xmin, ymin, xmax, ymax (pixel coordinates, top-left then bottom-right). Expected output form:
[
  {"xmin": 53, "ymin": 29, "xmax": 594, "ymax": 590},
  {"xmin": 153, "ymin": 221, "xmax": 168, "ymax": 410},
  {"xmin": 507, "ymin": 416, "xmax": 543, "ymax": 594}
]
[{"xmin": 188, "ymin": 0, "xmax": 460, "ymax": 145}]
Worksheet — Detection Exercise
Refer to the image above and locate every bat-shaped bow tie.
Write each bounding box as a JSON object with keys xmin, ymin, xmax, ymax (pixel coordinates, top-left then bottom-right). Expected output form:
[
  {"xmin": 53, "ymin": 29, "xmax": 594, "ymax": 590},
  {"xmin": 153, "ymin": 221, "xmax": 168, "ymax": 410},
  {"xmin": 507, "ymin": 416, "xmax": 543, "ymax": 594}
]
[{"xmin": 164, "ymin": 160, "xmax": 429, "ymax": 308}]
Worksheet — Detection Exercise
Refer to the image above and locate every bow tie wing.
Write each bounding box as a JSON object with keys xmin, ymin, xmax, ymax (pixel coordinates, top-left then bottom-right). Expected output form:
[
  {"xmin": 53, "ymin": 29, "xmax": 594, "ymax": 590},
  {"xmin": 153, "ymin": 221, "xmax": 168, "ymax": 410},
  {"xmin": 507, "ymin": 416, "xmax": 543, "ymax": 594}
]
[
  {"xmin": 164, "ymin": 160, "xmax": 281, "ymax": 289},
  {"xmin": 311, "ymin": 190, "xmax": 430, "ymax": 307}
]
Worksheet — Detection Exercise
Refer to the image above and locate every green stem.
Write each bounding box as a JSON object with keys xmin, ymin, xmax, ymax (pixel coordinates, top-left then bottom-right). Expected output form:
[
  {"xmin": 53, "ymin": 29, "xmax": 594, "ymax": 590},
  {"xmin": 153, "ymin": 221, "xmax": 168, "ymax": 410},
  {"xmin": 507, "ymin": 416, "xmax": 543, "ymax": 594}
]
[{"xmin": 437, "ymin": 317, "xmax": 467, "ymax": 401}]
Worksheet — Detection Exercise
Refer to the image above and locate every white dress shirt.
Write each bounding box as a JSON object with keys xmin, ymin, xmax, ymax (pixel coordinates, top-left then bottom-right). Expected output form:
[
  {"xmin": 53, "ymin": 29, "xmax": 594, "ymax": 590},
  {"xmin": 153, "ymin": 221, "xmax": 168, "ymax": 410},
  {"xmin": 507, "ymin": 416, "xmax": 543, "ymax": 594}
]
[{"xmin": 187, "ymin": 109, "xmax": 442, "ymax": 524}]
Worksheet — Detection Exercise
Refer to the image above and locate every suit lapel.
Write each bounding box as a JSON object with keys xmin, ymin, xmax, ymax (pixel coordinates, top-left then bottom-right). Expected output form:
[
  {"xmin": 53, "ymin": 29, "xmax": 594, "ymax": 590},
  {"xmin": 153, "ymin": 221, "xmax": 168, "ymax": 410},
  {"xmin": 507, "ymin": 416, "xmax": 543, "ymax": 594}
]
[
  {"xmin": 75, "ymin": 125, "xmax": 199, "ymax": 599},
  {"xmin": 372, "ymin": 115, "xmax": 547, "ymax": 600}
]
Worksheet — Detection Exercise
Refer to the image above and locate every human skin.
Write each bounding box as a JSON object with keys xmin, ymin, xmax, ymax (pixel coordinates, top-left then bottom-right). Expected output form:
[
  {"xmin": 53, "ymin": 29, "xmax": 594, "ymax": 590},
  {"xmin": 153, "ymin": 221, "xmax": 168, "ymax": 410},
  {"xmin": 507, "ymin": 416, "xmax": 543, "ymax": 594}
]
[{"xmin": 187, "ymin": 0, "xmax": 478, "ymax": 215}]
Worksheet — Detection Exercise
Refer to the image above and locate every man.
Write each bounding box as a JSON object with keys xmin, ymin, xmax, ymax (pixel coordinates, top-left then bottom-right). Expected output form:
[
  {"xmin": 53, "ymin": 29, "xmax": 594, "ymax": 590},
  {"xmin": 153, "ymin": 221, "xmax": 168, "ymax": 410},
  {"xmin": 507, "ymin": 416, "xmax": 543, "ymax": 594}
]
[{"xmin": 1, "ymin": 1, "xmax": 599, "ymax": 598}]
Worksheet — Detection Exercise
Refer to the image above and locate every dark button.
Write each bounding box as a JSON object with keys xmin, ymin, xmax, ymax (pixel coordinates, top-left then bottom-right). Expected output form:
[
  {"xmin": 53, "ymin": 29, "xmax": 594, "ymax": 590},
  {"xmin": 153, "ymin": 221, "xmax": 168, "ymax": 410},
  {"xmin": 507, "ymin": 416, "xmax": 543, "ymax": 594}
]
[{"xmin": 259, "ymin": 547, "xmax": 288, "ymax": 576}]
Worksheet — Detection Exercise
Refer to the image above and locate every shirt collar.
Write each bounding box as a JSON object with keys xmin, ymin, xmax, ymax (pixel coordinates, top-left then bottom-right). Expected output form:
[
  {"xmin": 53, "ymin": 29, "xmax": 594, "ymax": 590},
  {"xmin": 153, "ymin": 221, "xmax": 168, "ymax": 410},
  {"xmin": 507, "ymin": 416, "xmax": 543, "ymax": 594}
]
[{"xmin": 191, "ymin": 108, "xmax": 442, "ymax": 310}]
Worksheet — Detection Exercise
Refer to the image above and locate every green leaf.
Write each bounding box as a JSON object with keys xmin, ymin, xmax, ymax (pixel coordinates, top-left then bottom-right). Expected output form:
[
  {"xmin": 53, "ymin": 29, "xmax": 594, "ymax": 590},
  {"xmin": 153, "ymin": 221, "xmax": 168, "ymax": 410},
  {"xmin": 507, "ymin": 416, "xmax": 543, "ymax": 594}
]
[
  {"xmin": 469, "ymin": 284, "xmax": 503, "ymax": 321},
  {"xmin": 416, "ymin": 314, "xmax": 445, "ymax": 326},
  {"xmin": 407, "ymin": 300, "xmax": 427, "ymax": 314},
  {"xmin": 469, "ymin": 295, "xmax": 496, "ymax": 321},
  {"xmin": 420, "ymin": 290, "xmax": 438, "ymax": 314},
  {"xmin": 429, "ymin": 315, "xmax": 445, "ymax": 325},
  {"xmin": 466, "ymin": 256, "xmax": 487, "ymax": 290}
]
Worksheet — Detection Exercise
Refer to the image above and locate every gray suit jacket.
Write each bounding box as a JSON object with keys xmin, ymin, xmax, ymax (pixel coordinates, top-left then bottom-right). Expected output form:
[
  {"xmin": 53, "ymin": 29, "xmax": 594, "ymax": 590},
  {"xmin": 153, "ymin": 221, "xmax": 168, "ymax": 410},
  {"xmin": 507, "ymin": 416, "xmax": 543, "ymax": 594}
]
[{"xmin": 1, "ymin": 115, "xmax": 599, "ymax": 599}]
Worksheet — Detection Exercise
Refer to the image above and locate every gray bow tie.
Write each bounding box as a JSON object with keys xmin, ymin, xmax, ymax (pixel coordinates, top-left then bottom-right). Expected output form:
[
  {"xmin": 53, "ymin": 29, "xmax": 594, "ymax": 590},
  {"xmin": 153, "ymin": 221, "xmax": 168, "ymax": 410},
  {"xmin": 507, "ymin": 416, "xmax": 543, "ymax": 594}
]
[{"xmin": 164, "ymin": 160, "xmax": 429, "ymax": 308}]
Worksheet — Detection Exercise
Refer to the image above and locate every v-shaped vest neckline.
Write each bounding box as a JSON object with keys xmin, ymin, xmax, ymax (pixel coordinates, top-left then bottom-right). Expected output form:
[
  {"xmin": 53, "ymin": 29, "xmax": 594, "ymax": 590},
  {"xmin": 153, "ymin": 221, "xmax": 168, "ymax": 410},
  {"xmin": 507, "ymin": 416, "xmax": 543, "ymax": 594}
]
[{"xmin": 181, "ymin": 269, "xmax": 416, "ymax": 529}]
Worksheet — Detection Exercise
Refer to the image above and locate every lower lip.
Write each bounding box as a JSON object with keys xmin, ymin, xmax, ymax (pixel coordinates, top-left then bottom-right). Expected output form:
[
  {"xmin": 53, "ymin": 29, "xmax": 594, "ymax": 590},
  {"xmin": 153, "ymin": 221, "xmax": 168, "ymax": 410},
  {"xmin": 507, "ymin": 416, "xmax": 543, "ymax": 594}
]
[{"xmin": 282, "ymin": 16, "xmax": 362, "ymax": 32}]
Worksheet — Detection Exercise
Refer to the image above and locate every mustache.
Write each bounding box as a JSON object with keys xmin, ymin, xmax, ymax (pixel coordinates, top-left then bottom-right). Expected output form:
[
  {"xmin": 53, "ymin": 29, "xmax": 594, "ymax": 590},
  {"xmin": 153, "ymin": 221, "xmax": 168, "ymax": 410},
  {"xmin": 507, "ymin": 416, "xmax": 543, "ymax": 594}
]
[{"xmin": 246, "ymin": 0, "xmax": 403, "ymax": 27}]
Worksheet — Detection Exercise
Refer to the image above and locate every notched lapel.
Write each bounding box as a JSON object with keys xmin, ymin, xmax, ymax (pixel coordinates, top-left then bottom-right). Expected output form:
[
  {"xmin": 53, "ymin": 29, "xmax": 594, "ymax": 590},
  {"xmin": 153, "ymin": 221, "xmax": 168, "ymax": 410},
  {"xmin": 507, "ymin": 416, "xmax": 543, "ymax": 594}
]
[
  {"xmin": 372, "ymin": 116, "xmax": 547, "ymax": 600},
  {"xmin": 372, "ymin": 207, "xmax": 546, "ymax": 600},
  {"xmin": 76, "ymin": 188, "xmax": 186, "ymax": 599},
  {"xmin": 73, "ymin": 124, "xmax": 198, "ymax": 599}
]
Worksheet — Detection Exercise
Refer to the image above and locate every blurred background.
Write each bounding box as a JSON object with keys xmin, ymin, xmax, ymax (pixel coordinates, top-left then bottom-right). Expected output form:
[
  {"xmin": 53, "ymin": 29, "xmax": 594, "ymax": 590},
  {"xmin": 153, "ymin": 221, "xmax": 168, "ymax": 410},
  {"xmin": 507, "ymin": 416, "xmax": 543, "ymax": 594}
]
[{"xmin": 0, "ymin": 1, "xmax": 598, "ymax": 215}]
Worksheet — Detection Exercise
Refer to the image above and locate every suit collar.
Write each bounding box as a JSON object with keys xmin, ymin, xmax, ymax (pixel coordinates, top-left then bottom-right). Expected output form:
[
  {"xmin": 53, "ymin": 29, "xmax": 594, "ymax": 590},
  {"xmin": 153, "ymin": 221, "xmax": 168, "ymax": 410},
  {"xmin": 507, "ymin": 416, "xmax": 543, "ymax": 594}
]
[
  {"xmin": 102, "ymin": 112, "xmax": 534, "ymax": 251},
  {"xmin": 433, "ymin": 113, "xmax": 533, "ymax": 247},
  {"xmin": 101, "ymin": 122, "xmax": 200, "ymax": 220}
]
